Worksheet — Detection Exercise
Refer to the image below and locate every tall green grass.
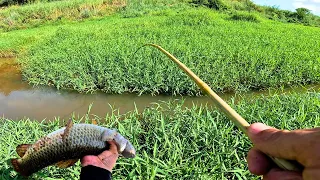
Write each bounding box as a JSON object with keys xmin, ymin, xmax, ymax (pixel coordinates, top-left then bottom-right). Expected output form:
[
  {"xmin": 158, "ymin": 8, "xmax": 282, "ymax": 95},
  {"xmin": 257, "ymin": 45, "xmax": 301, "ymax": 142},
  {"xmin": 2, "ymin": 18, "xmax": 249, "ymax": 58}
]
[
  {"xmin": 1, "ymin": 93, "xmax": 319, "ymax": 179},
  {"xmin": 120, "ymin": 0, "xmax": 189, "ymax": 18},
  {"xmin": 0, "ymin": 0, "xmax": 125, "ymax": 31},
  {"xmin": 19, "ymin": 8, "xmax": 320, "ymax": 95},
  {"xmin": 0, "ymin": 0, "xmax": 189, "ymax": 56},
  {"xmin": 229, "ymin": 11, "xmax": 260, "ymax": 22},
  {"xmin": 0, "ymin": 25, "xmax": 58, "ymax": 57},
  {"xmin": 0, "ymin": 0, "xmax": 191, "ymax": 32},
  {"xmin": 191, "ymin": 0, "xmax": 320, "ymax": 27}
]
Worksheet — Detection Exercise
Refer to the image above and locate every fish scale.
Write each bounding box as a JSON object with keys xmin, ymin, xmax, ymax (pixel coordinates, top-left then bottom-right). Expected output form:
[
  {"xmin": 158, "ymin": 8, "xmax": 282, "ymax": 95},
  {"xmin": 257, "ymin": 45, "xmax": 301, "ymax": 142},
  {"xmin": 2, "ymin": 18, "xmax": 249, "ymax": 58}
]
[{"xmin": 11, "ymin": 122, "xmax": 136, "ymax": 176}]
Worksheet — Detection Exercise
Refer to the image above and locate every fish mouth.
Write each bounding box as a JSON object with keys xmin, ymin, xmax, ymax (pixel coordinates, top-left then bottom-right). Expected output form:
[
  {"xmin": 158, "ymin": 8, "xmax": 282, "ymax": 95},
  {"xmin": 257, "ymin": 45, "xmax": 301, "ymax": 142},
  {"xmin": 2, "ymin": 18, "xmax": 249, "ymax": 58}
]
[{"xmin": 121, "ymin": 149, "xmax": 136, "ymax": 158}]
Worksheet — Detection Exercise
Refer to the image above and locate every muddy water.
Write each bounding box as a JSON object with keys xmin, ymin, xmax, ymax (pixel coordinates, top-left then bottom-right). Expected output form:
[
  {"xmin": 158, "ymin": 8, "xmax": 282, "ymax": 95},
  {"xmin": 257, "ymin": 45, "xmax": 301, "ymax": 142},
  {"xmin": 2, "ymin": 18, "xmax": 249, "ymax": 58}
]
[{"xmin": 1, "ymin": 58, "xmax": 319, "ymax": 121}]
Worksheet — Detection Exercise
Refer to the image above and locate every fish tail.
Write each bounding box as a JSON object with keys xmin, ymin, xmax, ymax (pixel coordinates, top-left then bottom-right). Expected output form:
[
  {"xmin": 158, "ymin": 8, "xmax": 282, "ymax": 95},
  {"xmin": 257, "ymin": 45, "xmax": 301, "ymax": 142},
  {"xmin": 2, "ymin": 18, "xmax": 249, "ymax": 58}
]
[{"xmin": 11, "ymin": 159, "xmax": 27, "ymax": 176}]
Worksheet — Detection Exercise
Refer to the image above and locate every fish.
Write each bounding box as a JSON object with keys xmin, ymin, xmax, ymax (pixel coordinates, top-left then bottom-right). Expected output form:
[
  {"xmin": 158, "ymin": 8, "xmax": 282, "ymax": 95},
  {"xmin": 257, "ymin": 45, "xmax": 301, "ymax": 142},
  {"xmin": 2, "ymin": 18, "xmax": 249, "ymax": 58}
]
[{"xmin": 11, "ymin": 119, "xmax": 136, "ymax": 176}]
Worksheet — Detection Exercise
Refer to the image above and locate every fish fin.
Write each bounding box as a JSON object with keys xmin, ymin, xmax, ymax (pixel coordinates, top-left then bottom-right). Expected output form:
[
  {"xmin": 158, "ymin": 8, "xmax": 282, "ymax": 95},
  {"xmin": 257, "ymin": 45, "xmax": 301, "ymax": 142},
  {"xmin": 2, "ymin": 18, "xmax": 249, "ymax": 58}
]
[
  {"xmin": 11, "ymin": 158, "xmax": 28, "ymax": 176},
  {"xmin": 16, "ymin": 144, "xmax": 32, "ymax": 157},
  {"xmin": 55, "ymin": 159, "xmax": 78, "ymax": 168},
  {"xmin": 92, "ymin": 119, "xmax": 97, "ymax": 125},
  {"xmin": 33, "ymin": 137, "xmax": 52, "ymax": 152},
  {"xmin": 62, "ymin": 119, "xmax": 73, "ymax": 141}
]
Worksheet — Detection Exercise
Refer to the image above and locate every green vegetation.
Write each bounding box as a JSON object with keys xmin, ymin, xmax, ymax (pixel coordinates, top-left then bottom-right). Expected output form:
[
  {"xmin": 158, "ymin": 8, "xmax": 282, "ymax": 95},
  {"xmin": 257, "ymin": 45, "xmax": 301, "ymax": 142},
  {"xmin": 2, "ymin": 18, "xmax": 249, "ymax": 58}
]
[
  {"xmin": 191, "ymin": 0, "xmax": 320, "ymax": 27},
  {"xmin": 0, "ymin": 25, "xmax": 58, "ymax": 57},
  {"xmin": 229, "ymin": 11, "xmax": 259, "ymax": 22},
  {"xmin": 2, "ymin": 0, "xmax": 320, "ymax": 33},
  {"xmin": 262, "ymin": 6, "xmax": 320, "ymax": 26},
  {"xmin": 0, "ymin": 0, "xmax": 125, "ymax": 31},
  {"xmin": 18, "ymin": 8, "xmax": 320, "ymax": 95},
  {"xmin": 1, "ymin": 93, "xmax": 319, "ymax": 179},
  {"xmin": 1, "ymin": 0, "xmax": 320, "ymax": 179},
  {"xmin": 1, "ymin": 1, "xmax": 319, "ymax": 94},
  {"xmin": 1, "ymin": 0, "xmax": 61, "ymax": 6}
]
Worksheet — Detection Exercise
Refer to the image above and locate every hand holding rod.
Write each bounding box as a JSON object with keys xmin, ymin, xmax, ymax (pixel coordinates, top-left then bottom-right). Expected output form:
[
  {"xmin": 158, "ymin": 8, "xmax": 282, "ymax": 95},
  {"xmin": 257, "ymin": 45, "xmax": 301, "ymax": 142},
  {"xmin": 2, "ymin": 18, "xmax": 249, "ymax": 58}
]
[{"xmin": 141, "ymin": 43, "xmax": 302, "ymax": 172}]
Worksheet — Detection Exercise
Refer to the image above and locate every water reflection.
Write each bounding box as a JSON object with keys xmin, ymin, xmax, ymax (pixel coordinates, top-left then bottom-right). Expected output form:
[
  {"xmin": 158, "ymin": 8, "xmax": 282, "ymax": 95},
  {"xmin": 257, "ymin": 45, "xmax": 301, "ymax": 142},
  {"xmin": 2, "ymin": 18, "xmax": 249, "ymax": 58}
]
[{"xmin": 0, "ymin": 58, "xmax": 30, "ymax": 95}]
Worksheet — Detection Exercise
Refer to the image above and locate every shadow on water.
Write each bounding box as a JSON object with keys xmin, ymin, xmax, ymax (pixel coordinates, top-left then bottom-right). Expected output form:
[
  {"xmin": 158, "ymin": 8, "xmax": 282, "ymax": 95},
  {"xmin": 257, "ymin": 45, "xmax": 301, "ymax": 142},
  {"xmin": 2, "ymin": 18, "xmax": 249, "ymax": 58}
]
[{"xmin": 1, "ymin": 58, "xmax": 319, "ymax": 121}]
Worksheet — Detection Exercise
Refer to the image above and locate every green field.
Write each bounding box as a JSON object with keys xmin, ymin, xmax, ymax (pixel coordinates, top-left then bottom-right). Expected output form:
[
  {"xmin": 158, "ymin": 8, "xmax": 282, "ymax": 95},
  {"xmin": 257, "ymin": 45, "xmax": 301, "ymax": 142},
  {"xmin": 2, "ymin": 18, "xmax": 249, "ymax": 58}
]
[
  {"xmin": 0, "ymin": 0, "xmax": 126, "ymax": 31},
  {"xmin": 2, "ymin": 2, "xmax": 320, "ymax": 94},
  {"xmin": 1, "ymin": 94, "xmax": 320, "ymax": 179},
  {"xmin": 1, "ymin": 0, "xmax": 320, "ymax": 179}
]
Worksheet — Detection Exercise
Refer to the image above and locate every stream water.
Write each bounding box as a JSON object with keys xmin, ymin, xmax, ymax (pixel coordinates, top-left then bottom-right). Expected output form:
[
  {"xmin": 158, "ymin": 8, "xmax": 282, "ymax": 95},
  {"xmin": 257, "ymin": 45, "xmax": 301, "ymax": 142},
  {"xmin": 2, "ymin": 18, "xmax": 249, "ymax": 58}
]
[{"xmin": 1, "ymin": 58, "xmax": 319, "ymax": 121}]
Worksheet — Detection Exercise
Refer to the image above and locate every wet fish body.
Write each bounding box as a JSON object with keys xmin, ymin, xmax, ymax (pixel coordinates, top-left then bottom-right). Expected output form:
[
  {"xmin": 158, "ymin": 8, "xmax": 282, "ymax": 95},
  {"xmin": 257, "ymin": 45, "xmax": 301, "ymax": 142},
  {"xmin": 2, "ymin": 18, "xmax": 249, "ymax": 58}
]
[{"xmin": 11, "ymin": 121, "xmax": 135, "ymax": 176}]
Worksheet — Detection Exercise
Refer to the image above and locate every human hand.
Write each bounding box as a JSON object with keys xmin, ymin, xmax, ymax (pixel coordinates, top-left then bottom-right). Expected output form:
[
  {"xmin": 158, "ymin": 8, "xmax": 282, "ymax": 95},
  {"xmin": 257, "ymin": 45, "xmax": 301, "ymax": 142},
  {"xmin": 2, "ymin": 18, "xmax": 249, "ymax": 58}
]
[
  {"xmin": 247, "ymin": 123, "xmax": 320, "ymax": 180},
  {"xmin": 81, "ymin": 141, "xmax": 119, "ymax": 172}
]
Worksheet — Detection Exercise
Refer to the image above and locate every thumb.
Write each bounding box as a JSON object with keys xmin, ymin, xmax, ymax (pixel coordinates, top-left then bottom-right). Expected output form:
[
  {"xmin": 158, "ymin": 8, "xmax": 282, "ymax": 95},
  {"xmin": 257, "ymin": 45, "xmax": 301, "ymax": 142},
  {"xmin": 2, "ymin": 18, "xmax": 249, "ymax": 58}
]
[
  {"xmin": 263, "ymin": 168, "xmax": 302, "ymax": 180},
  {"xmin": 108, "ymin": 141, "xmax": 119, "ymax": 154},
  {"xmin": 247, "ymin": 123, "xmax": 301, "ymax": 161}
]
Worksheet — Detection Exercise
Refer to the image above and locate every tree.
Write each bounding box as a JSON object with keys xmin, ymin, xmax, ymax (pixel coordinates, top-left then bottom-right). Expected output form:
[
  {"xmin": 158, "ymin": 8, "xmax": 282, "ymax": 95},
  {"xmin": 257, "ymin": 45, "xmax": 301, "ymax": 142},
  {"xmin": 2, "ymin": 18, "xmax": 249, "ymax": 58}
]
[{"xmin": 296, "ymin": 8, "xmax": 311, "ymax": 20}]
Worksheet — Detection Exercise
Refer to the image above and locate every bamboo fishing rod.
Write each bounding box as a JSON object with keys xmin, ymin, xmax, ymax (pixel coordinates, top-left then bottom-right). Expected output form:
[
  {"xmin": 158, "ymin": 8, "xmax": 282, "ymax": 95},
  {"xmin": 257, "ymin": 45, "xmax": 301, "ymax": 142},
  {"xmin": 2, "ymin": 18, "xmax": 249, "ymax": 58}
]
[{"xmin": 137, "ymin": 43, "xmax": 302, "ymax": 172}]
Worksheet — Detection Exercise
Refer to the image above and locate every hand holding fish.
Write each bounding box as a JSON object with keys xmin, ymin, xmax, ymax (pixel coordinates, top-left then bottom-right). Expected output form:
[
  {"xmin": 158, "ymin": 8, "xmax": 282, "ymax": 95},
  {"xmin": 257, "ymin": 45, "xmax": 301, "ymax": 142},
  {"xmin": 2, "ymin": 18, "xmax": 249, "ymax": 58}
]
[
  {"xmin": 247, "ymin": 123, "xmax": 320, "ymax": 180},
  {"xmin": 11, "ymin": 120, "xmax": 136, "ymax": 176},
  {"xmin": 81, "ymin": 141, "xmax": 119, "ymax": 172}
]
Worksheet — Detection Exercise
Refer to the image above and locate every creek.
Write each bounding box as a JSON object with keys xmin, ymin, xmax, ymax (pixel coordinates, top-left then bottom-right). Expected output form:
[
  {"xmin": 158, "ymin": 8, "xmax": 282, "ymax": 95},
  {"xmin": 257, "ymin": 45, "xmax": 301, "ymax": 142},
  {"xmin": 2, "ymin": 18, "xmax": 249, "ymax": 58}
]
[{"xmin": 1, "ymin": 58, "xmax": 319, "ymax": 120}]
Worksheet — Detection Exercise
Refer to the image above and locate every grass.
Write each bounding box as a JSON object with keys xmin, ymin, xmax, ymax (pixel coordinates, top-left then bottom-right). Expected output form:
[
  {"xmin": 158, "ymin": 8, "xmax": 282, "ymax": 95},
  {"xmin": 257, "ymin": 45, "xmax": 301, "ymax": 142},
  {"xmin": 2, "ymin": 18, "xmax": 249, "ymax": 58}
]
[
  {"xmin": 0, "ymin": 0, "xmax": 126, "ymax": 32},
  {"xmin": 15, "ymin": 7, "xmax": 320, "ymax": 95},
  {"xmin": 1, "ymin": 1, "xmax": 320, "ymax": 179},
  {"xmin": 1, "ymin": 92, "xmax": 319, "ymax": 179},
  {"xmin": 229, "ymin": 11, "xmax": 260, "ymax": 22},
  {"xmin": 0, "ymin": 0, "xmax": 191, "ymax": 32},
  {"xmin": 0, "ymin": 25, "xmax": 58, "ymax": 57},
  {"xmin": 0, "ymin": 0, "xmax": 189, "ymax": 57}
]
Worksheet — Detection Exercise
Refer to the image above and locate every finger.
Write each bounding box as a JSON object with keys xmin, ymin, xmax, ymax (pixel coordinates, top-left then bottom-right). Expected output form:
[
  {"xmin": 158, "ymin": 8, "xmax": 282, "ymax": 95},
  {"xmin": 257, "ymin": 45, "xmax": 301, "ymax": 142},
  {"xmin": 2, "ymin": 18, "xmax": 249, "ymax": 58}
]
[
  {"xmin": 248, "ymin": 123, "xmax": 306, "ymax": 162},
  {"xmin": 81, "ymin": 155, "xmax": 99, "ymax": 166},
  {"xmin": 303, "ymin": 167, "xmax": 320, "ymax": 180},
  {"xmin": 98, "ymin": 141, "xmax": 118, "ymax": 159},
  {"xmin": 107, "ymin": 141, "xmax": 119, "ymax": 154},
  {"xmin": 100, "ymin": 153, "xmax": 118, "ymax": 172},
  {"xmin": 247, "ymin": 148, "xmax": 272, "ymax": 175},
  {"xmin": 100, "ymin": 153, "xmax": 118, "ymax": 164},
  {"xmin": 263, "ymin": 168, "xmax": 302, "ymax": 180}
]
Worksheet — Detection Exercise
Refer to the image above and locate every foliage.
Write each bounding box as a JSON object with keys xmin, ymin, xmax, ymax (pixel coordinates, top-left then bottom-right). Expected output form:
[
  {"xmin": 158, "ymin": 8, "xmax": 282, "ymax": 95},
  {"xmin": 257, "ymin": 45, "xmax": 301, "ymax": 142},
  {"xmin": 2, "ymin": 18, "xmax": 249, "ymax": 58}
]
[
  {"xmin": 1, "ymin": 0, "xmax": 320, "ymax": 32},
  {"xmin": 0, "ymin": 0, "xmax": 126, "ymax": 31},
  {"xmin": 0, "ymin": 1, "xmax": 320, "ymax": 179},
  {"xmin": 261, "ymin": 6, "xmax": 320, "ymax": 27},
  {"xmin": 1, "ymin": 93, "xmax": 319, "ymax": 179},
  {"xmin": 192, "ymin": 0, "xmax": 229, "ymax": 10},
  {"xmin": 229, "ymin": 11, "xmax": 259, "ymax": 22},
  {"xmin": 15, "ymin": 8, "xmax": 320, "ymax": 95},
  {"xmin": 191, "ymin": 0, "xmax": 260, "ymax": 12},
  {"xmin": 119, "ymin": 0, "xmax": 189, "ymax": 18},
  {"xmin": 190, "ymin": 0, "xmax": 320, "ymax": 27},
  {"xmin": 1, "ymin": 0, "xmax": 64, "ymax": 6}
]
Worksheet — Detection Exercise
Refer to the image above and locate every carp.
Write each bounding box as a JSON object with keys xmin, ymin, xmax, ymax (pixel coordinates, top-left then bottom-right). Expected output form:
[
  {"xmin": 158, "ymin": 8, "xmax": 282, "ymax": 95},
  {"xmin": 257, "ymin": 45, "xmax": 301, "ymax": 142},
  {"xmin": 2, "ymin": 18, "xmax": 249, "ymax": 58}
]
[{"xmin": 11, "ymin": 120, "xmax": 136, "ymax": 176}]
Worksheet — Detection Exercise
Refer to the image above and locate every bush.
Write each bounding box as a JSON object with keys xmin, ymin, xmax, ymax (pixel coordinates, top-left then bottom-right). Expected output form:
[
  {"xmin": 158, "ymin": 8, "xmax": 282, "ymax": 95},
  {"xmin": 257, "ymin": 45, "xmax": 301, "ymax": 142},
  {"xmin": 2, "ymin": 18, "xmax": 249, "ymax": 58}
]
[
  {"xmin": 192, "ymin": 0, "xmax": 229, "ymax": 10},
  {"xmin": 230, "ymin": 11, "xmax": 259, "ymax": 22},
  {"xmin": 262, "ymin": 6, "xmax": 320, "ymax": 27},
  {"xmin": 0, "ymin": 0, "xmax": 62, "ymax": 6},
  {"xmin": 165, "ymin": 10, "xmax": 215, "ymax": 26}
]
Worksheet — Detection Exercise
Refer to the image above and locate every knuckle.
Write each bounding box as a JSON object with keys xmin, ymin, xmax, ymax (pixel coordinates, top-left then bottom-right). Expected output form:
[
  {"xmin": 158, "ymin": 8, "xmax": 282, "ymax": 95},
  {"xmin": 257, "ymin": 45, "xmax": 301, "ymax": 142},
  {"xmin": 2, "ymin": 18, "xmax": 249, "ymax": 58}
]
[{"xmin": 259, "ymin": 129, "xmax": 284, "ymax": 142}]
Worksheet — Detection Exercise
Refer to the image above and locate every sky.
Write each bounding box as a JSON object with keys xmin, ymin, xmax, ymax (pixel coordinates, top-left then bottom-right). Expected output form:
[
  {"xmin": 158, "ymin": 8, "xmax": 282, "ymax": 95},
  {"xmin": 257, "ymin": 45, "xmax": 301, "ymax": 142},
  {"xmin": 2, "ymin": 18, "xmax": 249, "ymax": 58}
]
[{"xmin": 251, "ymin": 0, "xmax": 320, "ymax": 15}]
